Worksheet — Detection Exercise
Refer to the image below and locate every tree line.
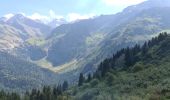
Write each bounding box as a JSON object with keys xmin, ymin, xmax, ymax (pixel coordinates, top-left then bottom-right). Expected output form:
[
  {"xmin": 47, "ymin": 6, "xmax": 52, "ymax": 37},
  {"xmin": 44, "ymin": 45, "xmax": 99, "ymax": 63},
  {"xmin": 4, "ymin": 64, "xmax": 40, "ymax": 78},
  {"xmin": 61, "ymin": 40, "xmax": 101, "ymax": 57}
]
[
  {"xmin": 0, "ymin": 81, "xmax": 68, "ymax": 100},
  {"xmin": 78, "ymin": 32, "xmax": 168, "ymax": 86},
  {"xmin": 0, "ymin": 32, "xmax": 168, "ymax": 99}
]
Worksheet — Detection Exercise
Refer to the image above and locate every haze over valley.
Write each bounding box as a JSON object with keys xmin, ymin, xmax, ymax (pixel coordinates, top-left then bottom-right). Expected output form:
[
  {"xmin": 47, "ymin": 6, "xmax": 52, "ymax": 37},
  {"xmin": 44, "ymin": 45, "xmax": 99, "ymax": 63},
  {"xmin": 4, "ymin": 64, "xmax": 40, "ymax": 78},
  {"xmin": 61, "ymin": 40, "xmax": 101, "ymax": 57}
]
[{"xmin": 0, "ymin": 0, "xmax": 170, "ymax": 100}]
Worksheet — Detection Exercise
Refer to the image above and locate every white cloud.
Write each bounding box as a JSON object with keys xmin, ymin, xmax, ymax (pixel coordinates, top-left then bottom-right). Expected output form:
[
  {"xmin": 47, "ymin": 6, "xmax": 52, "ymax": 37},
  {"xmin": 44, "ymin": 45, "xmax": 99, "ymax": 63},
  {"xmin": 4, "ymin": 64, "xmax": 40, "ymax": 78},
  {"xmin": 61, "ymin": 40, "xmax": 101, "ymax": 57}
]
[
  {"xmin": 3, "ymin": 13, "xmax": 14, "ymax": 19},
  {"xmin": 67, "ymin": 13, "xmax": 95, "ymax": 22},
  {"xmin": 102, "ymin": 0, "xmax": 147, "ymax": 6},
  {"xmin": 27, "ymin": 10, "xmax": 64, "ymax": 23},
  {"xmin": 3, "ymin": 11, "xmax": 95, "ymax": 24},
  {"xmin": 49, "ymin": 10, "xmax": 63, "ymax": 19},
  {"xmin": 29, "ymin": 12, "xmax": 95, "ymax": 23},
  {"xmin": 28, "ymin": 13, "xmax": 49, "ymax": 22}
]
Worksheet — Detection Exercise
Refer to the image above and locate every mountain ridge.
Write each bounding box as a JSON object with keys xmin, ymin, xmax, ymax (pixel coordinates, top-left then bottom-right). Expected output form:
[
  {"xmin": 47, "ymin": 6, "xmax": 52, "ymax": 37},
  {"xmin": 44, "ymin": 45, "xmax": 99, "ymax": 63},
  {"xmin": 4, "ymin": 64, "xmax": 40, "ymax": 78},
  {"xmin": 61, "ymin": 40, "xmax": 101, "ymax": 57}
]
[
  {"xmin": 70, "ymin": 32, "xmax": 170, "ymax": 100},
  {"xmin": 45, "ymin": 0, "xmax": 170, "ymax": 78}
]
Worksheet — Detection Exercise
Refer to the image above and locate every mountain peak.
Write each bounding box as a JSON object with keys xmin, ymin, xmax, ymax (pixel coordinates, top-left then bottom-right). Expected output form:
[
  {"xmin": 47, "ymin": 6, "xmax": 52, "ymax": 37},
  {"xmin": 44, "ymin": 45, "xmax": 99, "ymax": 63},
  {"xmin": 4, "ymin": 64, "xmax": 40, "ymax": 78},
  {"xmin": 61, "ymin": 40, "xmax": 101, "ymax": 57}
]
[
  {"xmin": 143, "ymin": 0, "xmax": 170, "ymax": 7},
  {"xmin": 123, "ymin": 0, "xmax": 170, "ymax": 13},
  {"xmin": 10, "ymin": 13, "xmax": 26, "ymax": 20}
]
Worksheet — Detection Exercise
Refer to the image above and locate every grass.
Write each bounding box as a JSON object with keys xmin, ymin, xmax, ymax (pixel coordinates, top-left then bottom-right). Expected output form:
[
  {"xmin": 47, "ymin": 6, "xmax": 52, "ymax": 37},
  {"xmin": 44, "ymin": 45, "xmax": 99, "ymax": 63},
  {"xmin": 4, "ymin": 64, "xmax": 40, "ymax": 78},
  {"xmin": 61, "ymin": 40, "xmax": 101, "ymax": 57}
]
[
  {"xmin": 34, "ymin": 58, "xmax": 79, "ymax": 74},
  {"xmin": 26, "ymin": 37, "xmax": 46, "ymax": 46}
]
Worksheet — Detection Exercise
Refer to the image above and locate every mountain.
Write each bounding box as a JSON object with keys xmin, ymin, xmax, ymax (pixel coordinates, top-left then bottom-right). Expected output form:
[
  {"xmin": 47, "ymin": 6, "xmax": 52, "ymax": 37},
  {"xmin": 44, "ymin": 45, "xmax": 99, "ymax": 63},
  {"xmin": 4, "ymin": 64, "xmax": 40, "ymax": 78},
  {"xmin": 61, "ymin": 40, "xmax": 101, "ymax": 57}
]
[
  {"xmin": 0, "ymin": 24, "xmax": 24, "ymax": 50},
  {"xmin": 93, "ymin": 7, "xmax": 170, "ymax": 69},
  {"xmin": 7, "ymin": 32, "xmax": 170, "ymax": 100},
  {"xmin": 123, "ymin": 0, "xmax": 170, "ymax": 12},
  {"xmin": 70, "ymin": 33, "xmax": 170, "ymax": 100},
  {"xmin": 45, "ymin": 0, "xmax": 170, "ymax": 77},
  {"xmin": 1, "ymin": 0, "xmax": 170, "ymax": 92},
  {"xmin": 47, "ymin": 16, "xmax": 114, "ymax": 66},
  {"xmin": 0, "ymin": 14, "xmax": 53, "ymax": 52},
  {"xmin": 0, "ymin": 17, "xmax": 8, "ymax": 23},
  {"xmin": 0, "ymin": 14, "xmax": 63, "ymax": 91},
  {"xmin": 5, "ymin": 14, "xmax": 52, "ymax": 38},
  {"xmin": 0, "ymin": 51, "xmax": 60, "ymax": 91}
]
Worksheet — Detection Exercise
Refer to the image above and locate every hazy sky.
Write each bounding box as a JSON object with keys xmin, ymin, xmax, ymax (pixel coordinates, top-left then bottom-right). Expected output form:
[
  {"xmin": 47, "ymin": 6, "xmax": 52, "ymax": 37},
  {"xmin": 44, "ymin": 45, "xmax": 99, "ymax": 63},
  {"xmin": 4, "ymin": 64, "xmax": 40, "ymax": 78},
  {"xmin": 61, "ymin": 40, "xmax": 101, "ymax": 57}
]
[{"xmin": 1, "ymin": 0, "xmax": 147, "ymax": 22}]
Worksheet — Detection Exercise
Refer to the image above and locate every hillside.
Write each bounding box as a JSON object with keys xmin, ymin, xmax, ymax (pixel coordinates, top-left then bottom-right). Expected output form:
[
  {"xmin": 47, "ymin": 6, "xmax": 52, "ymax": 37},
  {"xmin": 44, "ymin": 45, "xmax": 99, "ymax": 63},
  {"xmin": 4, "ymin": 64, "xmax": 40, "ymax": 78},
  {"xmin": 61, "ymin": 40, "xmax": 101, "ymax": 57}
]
[
  {"xmin": 1, "ymin": 0, "xmax": 170, "ymax": 99},
  {"xmin": 0, "ymin": 14, "xmax": 52, "ymax": 52},
  {"xmin": 70, "ymin": 33, "xmax": 170, "ymax": 100},
  {"xmin": 1, "ymin": 0, "xmax": 170, "ymax": 81},
  {"xmin": 1, "ymin": 0, "xmax": 170, "ymax": 94},
  {"xmin": 91, "ymin": 7, "xmax": 170, "ymax": 70},
  {"xmin": 0, "ymin": 51, "xmax": 60, "ymax": 92},
  {"xmin": 45, "ymin": 0, "xmax": 170, "ymax": 79},
  {"xmin": 5, "ymin": 33, "xmax": 170, "ymax": 100},
  {"xmin": 82, "ymin": 7, "xmax": 170, "ymax": 75},
  {"xmin": 0, "ymin": 24, "xmax": 23, "ymax": 50},
  {"xmin": 5, "ymin": 14, "xmax": 52, "ymax": 38}
]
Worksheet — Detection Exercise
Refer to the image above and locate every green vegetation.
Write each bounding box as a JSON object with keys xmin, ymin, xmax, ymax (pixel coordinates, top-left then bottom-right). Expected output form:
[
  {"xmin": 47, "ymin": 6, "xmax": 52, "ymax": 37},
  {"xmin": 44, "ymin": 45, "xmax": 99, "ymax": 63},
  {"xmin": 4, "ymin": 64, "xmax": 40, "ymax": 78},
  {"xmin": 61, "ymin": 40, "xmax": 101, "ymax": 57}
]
[
  {"xmin": 1, "ymin": 31, "xmax": 170, "ymax": 100},
  {"xmin": 78, "ymin": 73, "xmax": 85, "ymax": 87},
  {"xmin": 2, "ymin": 32, "xmax": 169, "ymax": 100},
  {"xmin": 46, "ymin": 7, "xmax": 170, "ymax": 77},
  {"xmin": 26, "ymin": 38, "xmax": 46, "ymax": 46},
  {"xmin": 0, "ymin": 51, "xmax": 59, "ymax": 92},
  {"xmin": 0, "ymin": 81, "xmax": 69, "ymax": 100},
  {"xmin": 34, "ymin": 58, "xmax": 54, "ymax": 69},
  {"xmin": 71, "ymin": 32, "xmax": 170, "ymax": 100}
]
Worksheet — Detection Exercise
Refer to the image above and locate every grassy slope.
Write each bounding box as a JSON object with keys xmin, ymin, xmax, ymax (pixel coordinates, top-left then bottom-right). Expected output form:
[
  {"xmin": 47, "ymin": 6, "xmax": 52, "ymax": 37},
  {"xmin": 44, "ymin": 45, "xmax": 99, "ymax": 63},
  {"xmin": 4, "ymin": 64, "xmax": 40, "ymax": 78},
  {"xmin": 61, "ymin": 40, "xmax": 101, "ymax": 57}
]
[
  {"xmin": 26, "ymin": 37, "xmax": 46, "ymax": 46},
  {"xmin": 68, "ymin": 35, "xmax": 170, "ymax": 100}
]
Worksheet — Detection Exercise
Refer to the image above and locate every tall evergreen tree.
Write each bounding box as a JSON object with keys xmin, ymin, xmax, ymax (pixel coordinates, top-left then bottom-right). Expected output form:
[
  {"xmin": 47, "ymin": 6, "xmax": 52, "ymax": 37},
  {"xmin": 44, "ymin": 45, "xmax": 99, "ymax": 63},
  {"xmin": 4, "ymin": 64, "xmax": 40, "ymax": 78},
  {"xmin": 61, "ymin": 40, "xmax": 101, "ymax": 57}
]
[
  {"xmin": 87, "ymin": 73, "xmax": 92, "ymax": 82},
  {"xmin": 62, "ymin": 81, "xmax": 68, "ymax": 91},
  {"xmin": 142, "ymin": 42, "xmax": 148, "ymax": 55},
  {"xmin": 78, "ymin": 73, "xmax": 85, "ymax": 86}
]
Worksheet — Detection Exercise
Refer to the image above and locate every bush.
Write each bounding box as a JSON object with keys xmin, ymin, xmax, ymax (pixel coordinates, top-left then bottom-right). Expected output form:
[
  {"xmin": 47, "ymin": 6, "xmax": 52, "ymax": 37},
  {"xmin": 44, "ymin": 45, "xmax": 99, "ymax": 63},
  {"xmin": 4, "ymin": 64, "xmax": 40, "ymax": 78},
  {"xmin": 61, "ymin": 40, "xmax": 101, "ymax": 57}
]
[
  {"xmin": 79, "ymin": 89, "xmax": 100, "ymax": 100},
  {"xmin": 90, "ymin": 79, "xmax": 99, "ymax": 87},
  {"xmin": 105, "ymin": 72, "xmax": 116, "ymax": 86},
  {"xmin": 131, "ymin": 62, "xmax": 144, "ymax": 72},
  {"xmin": 82, "ymin": 83, "xmax": 90, "ymax": 90}
]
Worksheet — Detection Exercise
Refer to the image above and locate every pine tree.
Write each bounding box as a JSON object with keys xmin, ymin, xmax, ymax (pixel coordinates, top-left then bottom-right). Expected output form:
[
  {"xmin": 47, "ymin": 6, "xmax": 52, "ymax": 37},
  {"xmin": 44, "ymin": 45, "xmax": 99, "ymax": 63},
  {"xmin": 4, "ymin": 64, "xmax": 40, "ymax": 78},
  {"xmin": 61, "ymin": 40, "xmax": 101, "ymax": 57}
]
[
  {"xmin": 62, "ymin": 81, "xmax": 68, "ymax": 91},
  {"xmin": 87, "ymin": 73, "xmax": 92, "ymax": 82},
  {"xmin": 78, "ymin": 73, "xmax": 85, "ymax": 86},
  {"xmin": 142, "ymin": 42, "xmax": 148, "ymax": 55},
  {"xmin": 125, "ymin": 47, "xmax": 132, "ymax": 66},
  {"xmin": 57, "ymin": 85, "xmax": 62, "ymax": 95}
]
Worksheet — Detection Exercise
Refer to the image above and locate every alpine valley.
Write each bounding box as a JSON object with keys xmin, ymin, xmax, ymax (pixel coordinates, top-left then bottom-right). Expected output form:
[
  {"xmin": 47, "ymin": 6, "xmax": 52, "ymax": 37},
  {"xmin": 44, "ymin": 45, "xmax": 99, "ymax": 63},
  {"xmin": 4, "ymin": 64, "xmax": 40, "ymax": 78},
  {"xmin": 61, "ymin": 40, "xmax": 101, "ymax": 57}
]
[{"xmin": 0, "ymin": 0, "xmax": 170, "ymax": 100}]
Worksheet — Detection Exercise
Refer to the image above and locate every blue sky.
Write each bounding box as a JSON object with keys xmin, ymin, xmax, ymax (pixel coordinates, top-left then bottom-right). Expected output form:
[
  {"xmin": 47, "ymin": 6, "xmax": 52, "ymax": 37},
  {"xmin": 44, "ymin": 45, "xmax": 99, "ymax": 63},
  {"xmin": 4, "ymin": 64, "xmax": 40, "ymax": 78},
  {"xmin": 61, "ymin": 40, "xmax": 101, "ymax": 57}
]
[{"xmin": 1, "ymin": 0, "xmax": 147, "ymax": 22}]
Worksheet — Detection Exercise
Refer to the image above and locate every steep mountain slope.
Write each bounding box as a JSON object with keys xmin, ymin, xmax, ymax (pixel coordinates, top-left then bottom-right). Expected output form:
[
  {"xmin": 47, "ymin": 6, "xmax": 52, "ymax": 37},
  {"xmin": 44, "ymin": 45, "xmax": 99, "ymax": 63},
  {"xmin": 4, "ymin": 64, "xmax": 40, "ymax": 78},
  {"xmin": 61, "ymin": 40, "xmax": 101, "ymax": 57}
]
[
  {"xmin": 46, "ymin": 8, "xmax": 141, "ymax": 69},
  {"xmin": 0, "ymin": 15, "xmax": 63, "ymax": 91},
  {"xmin": 0, "ymin": 14, "xmax": 53, "ymax": 52},
  {"xmin": 90, "ymin": 7, "xmax": 170, "ymax": 71},
  {"xmin": 0, "ymin": 51, "xmax": 60, "ymax": 91},
  {"xmin": 46, "ymin": 15, "xmax": 115, "ymax": 66},
  {"xmin": 71, "ymin": 33, "xmax": 170, "ymax": 100},
  {"xmin": 46, "ymin": 0, "xmax": 170, "ymax": 76},
  {"xmin": 0, "ymin": 24, "xmax": 23, "ymax": 50},
  {"xmin": 5, "ymin": 14, "xmax": 52, "ymax": 38},
  {"xmin": 0, "ymin": 33, "xmax": 169, "ymax": 100}
]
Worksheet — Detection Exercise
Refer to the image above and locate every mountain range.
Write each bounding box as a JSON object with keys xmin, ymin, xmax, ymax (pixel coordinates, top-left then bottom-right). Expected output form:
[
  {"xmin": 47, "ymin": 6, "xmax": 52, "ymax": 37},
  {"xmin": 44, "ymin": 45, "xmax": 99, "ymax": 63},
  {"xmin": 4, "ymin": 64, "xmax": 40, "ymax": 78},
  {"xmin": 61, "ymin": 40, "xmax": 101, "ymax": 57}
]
[
  {"xmin": 46, "ymin": 0, "xmax": 170, "ymax": 77},
  {"xmin": 0, "ymin": 0, "xmax": 170, "ymax": 91}
]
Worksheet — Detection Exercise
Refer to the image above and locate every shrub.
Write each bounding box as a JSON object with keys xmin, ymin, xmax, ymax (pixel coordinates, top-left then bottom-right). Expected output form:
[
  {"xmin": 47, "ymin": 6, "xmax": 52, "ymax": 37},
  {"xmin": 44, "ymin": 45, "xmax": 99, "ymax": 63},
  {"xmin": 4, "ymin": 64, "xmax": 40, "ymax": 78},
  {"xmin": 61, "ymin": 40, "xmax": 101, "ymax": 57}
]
[
  {"xmin": 105, "ymin": 72, "xmax": 116, "ymax": 86},
  {"xmin": 131, "ymin": 62, "xmax": 144, "ymax": 72},
  {"xmin": 90, "ymin": 79, "xmax": 99, "ymax": 87}
]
